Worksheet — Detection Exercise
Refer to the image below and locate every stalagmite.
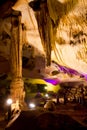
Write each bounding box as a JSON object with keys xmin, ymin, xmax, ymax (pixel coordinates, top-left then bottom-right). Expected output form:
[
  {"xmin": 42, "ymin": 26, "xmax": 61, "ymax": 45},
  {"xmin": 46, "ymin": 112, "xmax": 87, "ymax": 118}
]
[{"xmin": 10, "ymin": 9, "xmax": 25, "ymax": 111}]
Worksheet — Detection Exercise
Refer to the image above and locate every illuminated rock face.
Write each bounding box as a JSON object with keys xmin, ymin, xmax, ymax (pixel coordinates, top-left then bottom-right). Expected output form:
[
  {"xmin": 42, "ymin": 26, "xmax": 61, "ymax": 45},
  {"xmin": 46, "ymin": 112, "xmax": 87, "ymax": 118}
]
[
  {"xmin": 51, "ymin": 0, "xmax": 87, "ymax": 74},
  {"xmin": 28, "ymin": 0, "xmax": 87, "ymax": 75}
]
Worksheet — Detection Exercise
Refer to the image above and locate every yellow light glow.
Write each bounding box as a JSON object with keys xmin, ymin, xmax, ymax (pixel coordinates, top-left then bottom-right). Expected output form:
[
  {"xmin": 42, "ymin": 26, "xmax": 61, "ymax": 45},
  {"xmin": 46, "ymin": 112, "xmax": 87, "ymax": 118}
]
[
  {"xmin": 46, "ymin": 84, "xmax": 60, "ymax": 93},
  {"xmin": 45, "ymin": 86, "xmax": 47, "ymax": 90}
]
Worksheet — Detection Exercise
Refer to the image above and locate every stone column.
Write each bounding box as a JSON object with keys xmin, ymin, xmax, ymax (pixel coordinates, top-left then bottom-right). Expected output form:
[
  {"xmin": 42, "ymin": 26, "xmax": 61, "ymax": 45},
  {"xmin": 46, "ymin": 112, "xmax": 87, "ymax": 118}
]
[{"xmin": 10, "ymin": 10, "xmax": 25, "ymax": 110}]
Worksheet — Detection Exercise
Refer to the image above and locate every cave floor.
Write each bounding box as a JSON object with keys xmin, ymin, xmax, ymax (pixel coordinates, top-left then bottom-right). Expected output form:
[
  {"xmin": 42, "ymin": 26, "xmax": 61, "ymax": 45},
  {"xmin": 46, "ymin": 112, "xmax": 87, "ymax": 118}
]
[{"xmin": 0, "ymin": 103, "xmax": 87, "ymax": 130}]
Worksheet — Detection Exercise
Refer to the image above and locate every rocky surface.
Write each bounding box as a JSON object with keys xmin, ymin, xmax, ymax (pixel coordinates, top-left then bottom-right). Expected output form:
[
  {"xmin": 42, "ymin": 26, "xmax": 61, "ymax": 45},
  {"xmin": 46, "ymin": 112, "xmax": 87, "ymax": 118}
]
[{"xmin": 0, "ymin": 103, "xmax": 87, "ymax": 130}]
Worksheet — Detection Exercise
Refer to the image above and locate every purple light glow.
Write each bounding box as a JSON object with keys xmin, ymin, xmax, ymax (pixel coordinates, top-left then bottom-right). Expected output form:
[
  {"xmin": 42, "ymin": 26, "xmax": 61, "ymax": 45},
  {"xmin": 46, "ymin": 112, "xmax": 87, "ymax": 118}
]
[
  {"xmin": 44, "ymin": 78, "xmax": 61, "ymax": 85},
  {"xmin": 81, "ymin": 74, "xmax": 87, "ymax": 80},
  {"xmin": 52, "ymin": 60, "xmax": 82, "ymax": 76}
]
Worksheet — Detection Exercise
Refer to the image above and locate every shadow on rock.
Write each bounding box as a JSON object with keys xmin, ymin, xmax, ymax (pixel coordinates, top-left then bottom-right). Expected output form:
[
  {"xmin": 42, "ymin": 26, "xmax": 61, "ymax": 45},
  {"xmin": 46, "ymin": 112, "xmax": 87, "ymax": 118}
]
[{"xmin": 5, "ymin": 110, "xmax": 87, "ymax": 130}]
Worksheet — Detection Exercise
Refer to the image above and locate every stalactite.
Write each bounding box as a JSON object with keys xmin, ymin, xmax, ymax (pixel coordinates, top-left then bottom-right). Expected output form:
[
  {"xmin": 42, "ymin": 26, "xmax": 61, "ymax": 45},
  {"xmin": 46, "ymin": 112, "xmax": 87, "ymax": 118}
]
[{"xmin": 29, "ymin": 0, "xmax": 54, "ymax": 66}]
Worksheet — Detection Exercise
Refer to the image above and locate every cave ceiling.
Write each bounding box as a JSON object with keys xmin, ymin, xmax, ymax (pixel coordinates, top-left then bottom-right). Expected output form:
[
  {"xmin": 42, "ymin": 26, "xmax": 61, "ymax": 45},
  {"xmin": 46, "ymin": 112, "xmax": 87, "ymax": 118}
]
[{"xmin": 0, "ymin": 0, "xmax": 87, "ymax": 83}]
